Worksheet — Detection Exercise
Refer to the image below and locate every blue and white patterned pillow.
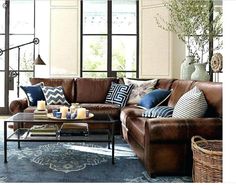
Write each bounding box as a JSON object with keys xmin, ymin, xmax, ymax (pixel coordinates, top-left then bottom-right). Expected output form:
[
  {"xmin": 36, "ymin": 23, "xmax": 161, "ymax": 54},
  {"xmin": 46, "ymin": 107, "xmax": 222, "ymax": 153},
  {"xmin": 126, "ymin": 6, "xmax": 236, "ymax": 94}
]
[
  {"xmin": 142, "ymin": 106, "xmax": 174, "ymax": 118},
  {"xmin": 41, "ymin": 86, "xmax": 69, "ymax": 105},
  {"xmin": 105, "ymin": 82, "xmax": 134, "ymax": 107},
  {"xmin": 172, "ymin": 86, "xmax": 207, "ymax": 118}
]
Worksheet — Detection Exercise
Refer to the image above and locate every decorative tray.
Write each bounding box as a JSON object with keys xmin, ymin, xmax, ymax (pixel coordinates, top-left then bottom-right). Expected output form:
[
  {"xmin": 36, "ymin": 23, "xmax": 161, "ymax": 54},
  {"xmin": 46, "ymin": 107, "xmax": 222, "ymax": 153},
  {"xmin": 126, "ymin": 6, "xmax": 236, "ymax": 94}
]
[{"xmin": 47, "ymin": 113, "xmax": 94, "ymax": 120}]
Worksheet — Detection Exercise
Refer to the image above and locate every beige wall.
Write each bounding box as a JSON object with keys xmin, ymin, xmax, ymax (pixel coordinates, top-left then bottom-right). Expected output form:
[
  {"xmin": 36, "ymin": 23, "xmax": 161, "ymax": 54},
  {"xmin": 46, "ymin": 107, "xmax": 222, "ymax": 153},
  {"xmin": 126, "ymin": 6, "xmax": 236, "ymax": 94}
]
[
  {"xmin": 46, "ymin": 0, "xmax": 185, "ymax": 78},
  {"xmin": 140, "ymin": 0, "xmax": 185, "ymax": 79}
]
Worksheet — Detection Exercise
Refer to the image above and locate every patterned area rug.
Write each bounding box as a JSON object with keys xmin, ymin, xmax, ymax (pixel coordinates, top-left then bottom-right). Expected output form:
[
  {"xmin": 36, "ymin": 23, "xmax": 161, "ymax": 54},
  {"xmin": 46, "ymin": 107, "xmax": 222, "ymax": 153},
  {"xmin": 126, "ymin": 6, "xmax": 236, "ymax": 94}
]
[{"xmin": 0, "ymin": 122, "xmax": 192, "ymax": 182}]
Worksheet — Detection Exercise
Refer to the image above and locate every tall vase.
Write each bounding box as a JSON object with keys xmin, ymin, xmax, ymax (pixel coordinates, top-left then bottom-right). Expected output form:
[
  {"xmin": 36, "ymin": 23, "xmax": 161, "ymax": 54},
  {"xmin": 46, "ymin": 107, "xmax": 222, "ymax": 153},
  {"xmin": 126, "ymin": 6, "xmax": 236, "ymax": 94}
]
[
  {"xmin": 180, "ymin": 56, "xmax": 195, "ymax": 80},
  {"xmin": 191, "ymin": 63, "xmax": 210, "ymax": 81}
]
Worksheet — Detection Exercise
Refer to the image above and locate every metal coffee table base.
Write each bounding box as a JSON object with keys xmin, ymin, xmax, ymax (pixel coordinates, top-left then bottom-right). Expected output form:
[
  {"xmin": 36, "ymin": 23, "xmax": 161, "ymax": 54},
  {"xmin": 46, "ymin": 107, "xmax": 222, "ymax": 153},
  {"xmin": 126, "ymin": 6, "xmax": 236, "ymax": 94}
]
[{"xmin": 3, "ymin": 113, "xmax": 117, "ymax": 165}]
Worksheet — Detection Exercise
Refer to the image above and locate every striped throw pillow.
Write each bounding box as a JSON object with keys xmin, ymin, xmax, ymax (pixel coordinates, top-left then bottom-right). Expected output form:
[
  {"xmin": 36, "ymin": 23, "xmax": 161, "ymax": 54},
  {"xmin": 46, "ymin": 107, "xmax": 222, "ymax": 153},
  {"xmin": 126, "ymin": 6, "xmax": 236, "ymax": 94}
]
[
  {"xmin": 41, "ymin": 86, "xmax": 69, "ymax": 105},
  {"xmin": 105, "ymin": 82, "xmax": 133, "ymax": 108},
  {"xmin": 172, "ymin": 86, "xmax": 207, "ymax": 118},
  {"xmin": 142, "ymin": 106, "xmax": 174, "ymax": 118}
]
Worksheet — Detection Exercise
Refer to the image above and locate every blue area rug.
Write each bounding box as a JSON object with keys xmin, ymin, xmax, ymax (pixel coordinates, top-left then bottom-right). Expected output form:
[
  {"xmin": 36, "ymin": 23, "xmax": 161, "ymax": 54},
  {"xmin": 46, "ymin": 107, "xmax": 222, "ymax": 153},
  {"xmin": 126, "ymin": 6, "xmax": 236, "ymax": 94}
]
[{"xmin": 0, "ymin": 126, "xmax": 192, "ymax": 182}]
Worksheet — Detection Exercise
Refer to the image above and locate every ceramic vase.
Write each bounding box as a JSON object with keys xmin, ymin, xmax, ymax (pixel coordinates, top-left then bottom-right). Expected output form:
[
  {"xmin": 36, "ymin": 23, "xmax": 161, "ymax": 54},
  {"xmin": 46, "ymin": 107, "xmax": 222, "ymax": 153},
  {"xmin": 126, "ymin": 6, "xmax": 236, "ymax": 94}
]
[
  {"xmin": 180, "ymin": 55, "xmax": 195, "ymax": 80},
  {"xmin": 191, "ymin": 63, "xmax": 210, "ymax": 81}
]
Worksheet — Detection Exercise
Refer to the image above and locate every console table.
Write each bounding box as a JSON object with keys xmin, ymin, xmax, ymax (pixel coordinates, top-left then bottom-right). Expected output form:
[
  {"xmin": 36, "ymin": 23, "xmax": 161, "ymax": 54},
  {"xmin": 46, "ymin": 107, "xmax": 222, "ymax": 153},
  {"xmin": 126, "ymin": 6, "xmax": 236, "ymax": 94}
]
[{"xmin": 3, "ymin": 113, "xmax": 119, "ymax": 164}]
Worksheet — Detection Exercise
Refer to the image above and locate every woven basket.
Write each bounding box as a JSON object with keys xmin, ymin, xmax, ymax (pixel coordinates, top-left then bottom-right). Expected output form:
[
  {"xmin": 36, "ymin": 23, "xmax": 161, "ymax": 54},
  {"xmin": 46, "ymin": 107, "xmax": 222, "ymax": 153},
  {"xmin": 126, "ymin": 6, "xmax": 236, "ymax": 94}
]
[{"xmin": 191, "ymin": 136, "xmax": 222, "ymax": 183}]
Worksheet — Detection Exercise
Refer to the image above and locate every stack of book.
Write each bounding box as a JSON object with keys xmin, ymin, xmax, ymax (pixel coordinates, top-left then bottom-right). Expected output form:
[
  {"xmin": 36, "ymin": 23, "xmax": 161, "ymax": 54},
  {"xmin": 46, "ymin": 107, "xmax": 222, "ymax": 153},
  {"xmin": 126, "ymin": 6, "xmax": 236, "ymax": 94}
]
[
  {"xmin": 29, "ymin": 124, "xmax": 58, "ymax": 137},
  {"xmin": 33, "ymin": 109, "xmax": 48, "ymax": 119},
  {"xmin": 59, "ymin": 123, "xmax": 89, "ymax": 136}
]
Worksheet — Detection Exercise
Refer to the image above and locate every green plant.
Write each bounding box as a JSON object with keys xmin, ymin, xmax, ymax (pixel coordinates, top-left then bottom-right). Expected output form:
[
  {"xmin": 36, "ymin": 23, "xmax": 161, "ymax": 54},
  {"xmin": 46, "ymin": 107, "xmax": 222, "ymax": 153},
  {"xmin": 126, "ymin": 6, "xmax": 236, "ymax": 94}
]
[{"xmin": 155, "ymin": 0, "xmax": 222, "ymax": 62}]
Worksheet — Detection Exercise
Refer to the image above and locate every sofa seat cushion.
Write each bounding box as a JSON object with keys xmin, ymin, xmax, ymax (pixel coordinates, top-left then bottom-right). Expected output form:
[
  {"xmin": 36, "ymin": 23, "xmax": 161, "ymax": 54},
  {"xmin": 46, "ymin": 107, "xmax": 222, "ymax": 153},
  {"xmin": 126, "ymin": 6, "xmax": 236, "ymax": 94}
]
[
  {"xmin": 126, "ymin": 117, "xmax": 146, "ymax": 148},
  {"xmin": 24, "ymin": 105, "xmax": 62, "ymax": 113},
  {"xmin": 120, "ymin": 105, "xmax": 144, "ymax": 127},
  {"xmin": 79, "ymin": 103, "xmax": 120, "ymax": 119}
]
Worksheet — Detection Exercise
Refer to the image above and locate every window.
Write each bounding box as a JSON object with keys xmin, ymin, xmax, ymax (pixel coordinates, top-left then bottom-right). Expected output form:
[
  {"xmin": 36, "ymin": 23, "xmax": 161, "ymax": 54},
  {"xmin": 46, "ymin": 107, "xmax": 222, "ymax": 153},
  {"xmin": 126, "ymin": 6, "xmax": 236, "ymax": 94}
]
[
  {"xmin": 0, "ymin": 0, "xmax": 36, "ymax": 110},
  {"xmin": 9, "ymin": 0, "xmax": 35, "ymax": 100},
  {"xmin": 81, "ymin": 0, "xmax": 139, "ymax": 78}
]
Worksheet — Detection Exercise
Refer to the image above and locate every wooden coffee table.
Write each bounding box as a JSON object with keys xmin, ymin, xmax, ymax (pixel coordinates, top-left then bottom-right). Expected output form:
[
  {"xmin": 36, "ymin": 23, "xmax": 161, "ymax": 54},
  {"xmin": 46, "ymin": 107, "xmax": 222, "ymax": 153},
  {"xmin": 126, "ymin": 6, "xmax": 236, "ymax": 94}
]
[{"xmin": 3, "ymin": 112, "xmax": 119, "ymax": 164}]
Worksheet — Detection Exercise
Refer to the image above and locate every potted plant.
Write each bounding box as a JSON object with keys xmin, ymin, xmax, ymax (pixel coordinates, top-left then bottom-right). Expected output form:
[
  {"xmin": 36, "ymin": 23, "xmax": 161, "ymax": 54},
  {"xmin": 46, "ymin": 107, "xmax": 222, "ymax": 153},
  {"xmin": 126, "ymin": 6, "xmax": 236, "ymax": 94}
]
[{"xmin": 155, "ymin": 0, "xmax": 223, "ymax": 80}]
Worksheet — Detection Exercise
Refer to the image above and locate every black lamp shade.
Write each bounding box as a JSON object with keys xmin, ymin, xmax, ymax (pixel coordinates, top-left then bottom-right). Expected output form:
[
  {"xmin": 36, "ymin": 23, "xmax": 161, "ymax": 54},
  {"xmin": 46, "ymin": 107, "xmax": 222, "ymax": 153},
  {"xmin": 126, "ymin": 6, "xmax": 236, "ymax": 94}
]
[{"xmin": 34, "ymin": 54, "xmax": 46, "ymax": 65}]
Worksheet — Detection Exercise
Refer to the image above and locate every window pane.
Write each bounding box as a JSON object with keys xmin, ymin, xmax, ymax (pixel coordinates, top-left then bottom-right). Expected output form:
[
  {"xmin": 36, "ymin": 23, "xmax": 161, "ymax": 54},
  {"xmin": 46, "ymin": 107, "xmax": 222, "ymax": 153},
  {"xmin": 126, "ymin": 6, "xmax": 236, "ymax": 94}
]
[
  {"xmin": 83, "ymin": 36, "xmax": 107, "ymax": 71},
  {"xmin": 112, "ymin": 36, "xmax": 136, "ymax": 71},
  {"xmin": 9, "ymin": 35, "xmax": 34, "ymax": 70},
  {"xmin": 83, "ymin": 72, "xmax": 107, "ymax": 78},
  {"xmin": 214, "ymin": 2, "xmax": 223, "ymax": 35},
  {"xmin": 112, "ymin": 0, "xmax": 136, "ymax": 34},
  {"xmin": 117, "ymin": 72, "xmax": 136, "ymax": 78},
  {"xmin": 0, "ymin": 0, "xmax": 4, "ymax": 33},
  {"xmin": 0, "ymin": 36, "xmax": 4, "ymax": 70},
  {"xmin": 83, "ymin": 0, "xmax": 107, "ymax": 34},
  {"xmin": 10, "ymin": 0, "xmax": 34, "ymax": 34}
]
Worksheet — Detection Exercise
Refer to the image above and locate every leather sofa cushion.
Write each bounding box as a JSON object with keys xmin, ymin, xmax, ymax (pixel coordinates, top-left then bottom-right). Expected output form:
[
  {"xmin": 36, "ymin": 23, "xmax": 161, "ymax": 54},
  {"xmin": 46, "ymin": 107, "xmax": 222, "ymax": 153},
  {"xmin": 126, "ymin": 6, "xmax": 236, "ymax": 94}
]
[
  {"xmin": 24, "ymin": 103, "xmax": 120, "ymax": 119},
  {"xmin": 193, "ymin": 82, "xmax": 222, "ymax": 117},
  {"xmin": 168, "ymin": 80, "xmax": 194, "ymax": 107},
  {"xmin": 30, "ymin": 78, "xmax": 74, "ymax": 103},
  {"xmin": 126, "ymin": 116, "xmax": 146, "ymax": 148},
  {"xmin": 120, "ymin": 105, "xmax": 144, "ymax": 127},
  {"xmin": 75, "ymin": 78, "xmax": 118, "ymax": 103},
  {"xmin": 79, "ymin": 103, "xmax": 120, "ymax": 119}
]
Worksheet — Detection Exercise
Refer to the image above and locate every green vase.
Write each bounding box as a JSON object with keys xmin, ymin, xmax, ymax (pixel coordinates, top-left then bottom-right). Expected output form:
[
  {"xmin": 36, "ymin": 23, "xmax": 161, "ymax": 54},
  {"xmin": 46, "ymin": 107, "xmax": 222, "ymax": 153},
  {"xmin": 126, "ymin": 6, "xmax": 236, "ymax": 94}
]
[
  {"xmin": 191, "ymin": 63, "xmax": 210, "ymax": 81},
  {"xmin": 180, "ymin": 56, "xmax": 195, "ymax": 80}
]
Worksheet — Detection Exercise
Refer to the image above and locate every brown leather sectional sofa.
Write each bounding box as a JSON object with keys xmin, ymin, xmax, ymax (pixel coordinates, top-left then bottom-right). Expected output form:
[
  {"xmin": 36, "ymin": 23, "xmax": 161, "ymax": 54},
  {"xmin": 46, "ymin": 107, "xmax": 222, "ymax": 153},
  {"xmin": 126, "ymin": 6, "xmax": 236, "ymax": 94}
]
[{"xmin": 9, "ymin": 77, "xmax": 222, "ymax": 177}]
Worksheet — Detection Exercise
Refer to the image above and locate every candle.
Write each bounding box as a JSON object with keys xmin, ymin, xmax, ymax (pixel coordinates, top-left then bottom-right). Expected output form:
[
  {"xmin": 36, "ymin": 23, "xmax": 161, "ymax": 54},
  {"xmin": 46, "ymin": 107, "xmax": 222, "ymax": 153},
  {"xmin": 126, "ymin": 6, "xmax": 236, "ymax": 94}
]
[
  {"xmin": 60, "ymin": 106, "xmax": 68, "ymax": 118},
  {"xmin": 37, "ymin": 100, "xmax": 46, "ymax": 110},
  {"xmin": 77, "ymin": 108, "xmax": 86, "ymax": 119}
]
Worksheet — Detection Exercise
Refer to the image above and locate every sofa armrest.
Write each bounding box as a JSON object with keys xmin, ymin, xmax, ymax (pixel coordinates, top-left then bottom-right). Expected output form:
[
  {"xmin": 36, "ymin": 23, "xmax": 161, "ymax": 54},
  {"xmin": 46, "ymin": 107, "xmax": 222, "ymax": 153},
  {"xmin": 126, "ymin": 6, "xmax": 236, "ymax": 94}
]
[
  {"xmin": 9, "ymin": 98, "xmax": 29, "ymax": 114},
  {"xmin": 145, "ymin": 118, "xmax": 222, "ymax": 143}
]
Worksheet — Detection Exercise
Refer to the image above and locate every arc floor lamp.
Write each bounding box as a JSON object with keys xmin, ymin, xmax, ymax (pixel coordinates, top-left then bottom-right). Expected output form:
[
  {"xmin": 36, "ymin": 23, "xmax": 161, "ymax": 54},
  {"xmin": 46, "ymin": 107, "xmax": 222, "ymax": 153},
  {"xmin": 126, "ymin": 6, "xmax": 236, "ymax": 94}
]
[{"xmin": 0, "ymin": 38, "xmax": 45, "ymax": 97}]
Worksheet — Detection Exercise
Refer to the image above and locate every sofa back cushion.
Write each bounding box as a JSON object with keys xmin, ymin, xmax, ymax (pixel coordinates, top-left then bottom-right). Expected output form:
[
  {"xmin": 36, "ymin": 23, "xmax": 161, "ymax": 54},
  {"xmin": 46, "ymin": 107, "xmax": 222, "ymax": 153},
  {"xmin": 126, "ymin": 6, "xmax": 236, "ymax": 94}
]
[
  {"xmin": 192, "ymin": 81, "xmax": 222, "ymax": 117},
  {"xmin": 154, "ymin": 79, "xmax": 175, "ymax": 89},
  {"xmin": 30, "ymin": 78, "xmax": 74, "ymax": 103},
  {"xmin": 167, "ymin": 80, "xmax": 194, "ymax": 108},
  {"xmin": 75, "ymin": 78, "xmax": 118, "ymax": 103}
]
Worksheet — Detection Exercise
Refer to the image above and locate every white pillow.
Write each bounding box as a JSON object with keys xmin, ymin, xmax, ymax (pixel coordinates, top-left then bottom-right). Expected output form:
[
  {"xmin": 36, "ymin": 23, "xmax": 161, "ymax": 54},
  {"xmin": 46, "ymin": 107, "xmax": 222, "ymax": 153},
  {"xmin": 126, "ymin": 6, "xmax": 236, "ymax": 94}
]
[
  {"xmin": 123, "ymin": 78, "xmax": 157, "ymax": 104},
  {"xmin": 172, "ymin": 86, "xmax": 208, "ymax": 118}
]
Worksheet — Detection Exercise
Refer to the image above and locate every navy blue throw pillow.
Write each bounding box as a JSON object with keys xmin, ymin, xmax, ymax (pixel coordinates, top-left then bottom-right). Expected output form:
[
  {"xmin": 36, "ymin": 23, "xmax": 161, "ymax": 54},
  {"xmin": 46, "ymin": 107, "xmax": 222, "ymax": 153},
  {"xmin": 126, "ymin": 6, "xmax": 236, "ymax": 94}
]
[
  {"xmin": 105, "ymin": 82, "xmax": 134, "ymax": 108},
  {"xmin": 20, "ymin": 82, "xmax": 45, "ymax": 106},
  {"xmin": 138, "ymin": 89, "xmax": 171, "ymax": 109},
  {"xmin": 142, "ymin": 106, "xmax": 174, "ymax": 118}
]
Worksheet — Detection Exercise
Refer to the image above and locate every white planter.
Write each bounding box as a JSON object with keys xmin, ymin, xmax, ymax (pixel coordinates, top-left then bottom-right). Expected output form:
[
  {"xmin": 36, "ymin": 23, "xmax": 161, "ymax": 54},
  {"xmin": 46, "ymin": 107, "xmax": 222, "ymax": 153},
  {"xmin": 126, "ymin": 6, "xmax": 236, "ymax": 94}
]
[
  {"xmin": 180, "ymin": 56, "xmax": 195, "ymax": 80},
  {"xmin": 191, "ymin": 63, "xmax": 210, "ymax": 81}
]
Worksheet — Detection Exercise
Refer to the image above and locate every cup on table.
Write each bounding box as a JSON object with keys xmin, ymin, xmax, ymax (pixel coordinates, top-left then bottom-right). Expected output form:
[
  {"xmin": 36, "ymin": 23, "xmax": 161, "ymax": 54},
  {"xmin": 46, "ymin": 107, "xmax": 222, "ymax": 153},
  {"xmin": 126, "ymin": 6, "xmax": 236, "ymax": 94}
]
[
  {"xmin": 52, "ymin": 109, "xmax": 58, "ymax": 117},
  {"xmin": 55, "ymin": 112, "xmax": 62, "ymax": 118}
]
